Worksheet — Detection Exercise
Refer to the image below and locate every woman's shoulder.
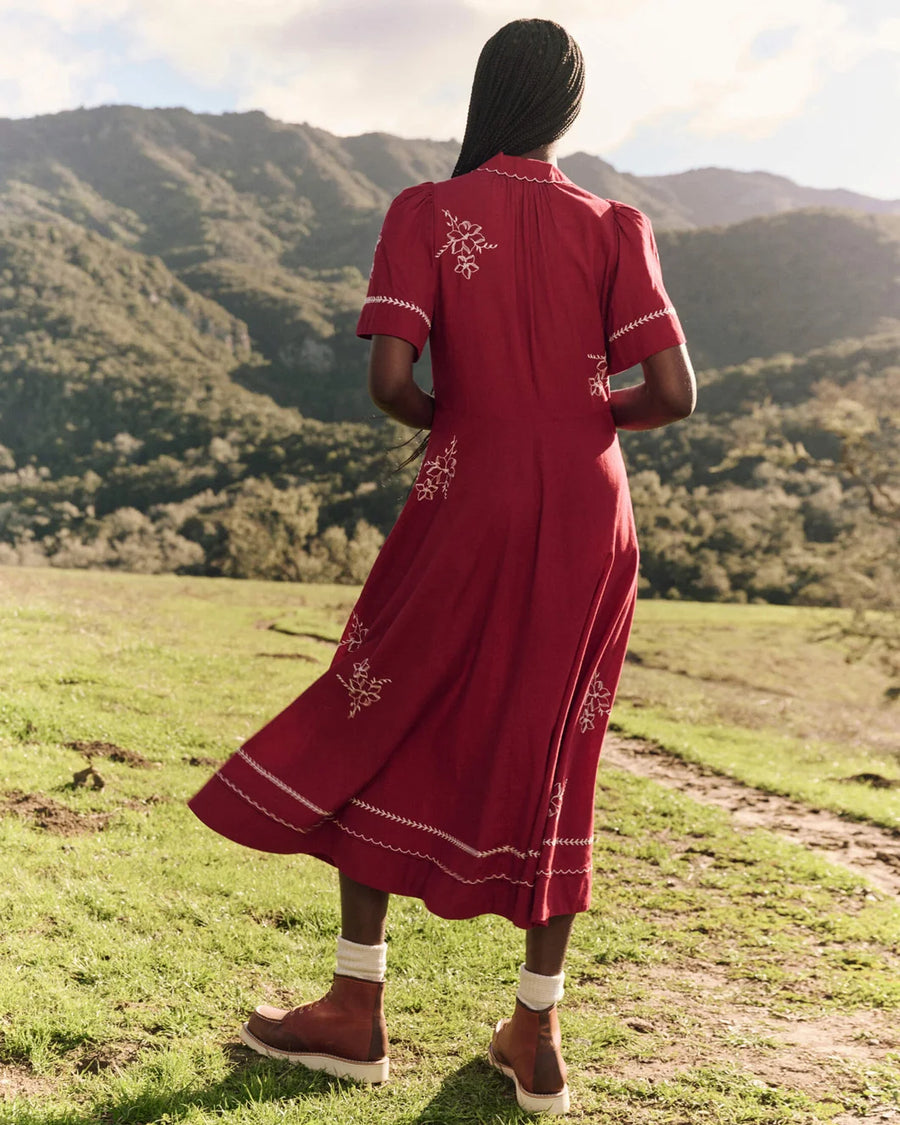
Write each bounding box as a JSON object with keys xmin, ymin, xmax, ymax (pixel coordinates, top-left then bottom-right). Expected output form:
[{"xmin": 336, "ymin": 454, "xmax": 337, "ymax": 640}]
[
  {"xmin": 606, "ymin": 198, "xmax": 653, "ymax": 233},
  {"xmin": 389, "ymin": 182, "xmax": 435, "ymax": 211}
]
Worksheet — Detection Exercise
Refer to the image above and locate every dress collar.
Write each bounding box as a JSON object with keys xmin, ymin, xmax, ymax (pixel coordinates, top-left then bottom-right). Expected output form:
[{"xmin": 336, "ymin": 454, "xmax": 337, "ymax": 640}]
[{"xmin": 477, "ymin": 152, "xmax": 570, "ymax": 185}]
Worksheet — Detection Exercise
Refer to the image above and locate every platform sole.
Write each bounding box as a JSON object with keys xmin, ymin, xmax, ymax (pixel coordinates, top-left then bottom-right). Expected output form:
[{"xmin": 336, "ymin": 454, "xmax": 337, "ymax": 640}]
[
  {"xmin": 488, "ymin": 1041, "xmax": 570, "ymax": 1115},
  {"xmin": 239, "ymin": 1022, "xmax": 390, "ymax": 1083}
]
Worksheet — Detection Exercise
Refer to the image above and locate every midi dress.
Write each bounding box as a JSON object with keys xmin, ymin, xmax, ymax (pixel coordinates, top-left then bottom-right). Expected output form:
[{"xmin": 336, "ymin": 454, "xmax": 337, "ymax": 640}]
[{"xmin": 189, "ymin": 152, "xmax": 685, "ymax": 929}]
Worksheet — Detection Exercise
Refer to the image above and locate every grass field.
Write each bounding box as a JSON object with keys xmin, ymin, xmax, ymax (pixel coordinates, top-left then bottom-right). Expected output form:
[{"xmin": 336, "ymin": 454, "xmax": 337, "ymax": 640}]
[
  {"xmin": 0, "ymin": 566, "xmax": 898, "ymax": 1124},
  {"xmin": 618, "ymin": 601, "xmax": 900, "ymax": 829}
]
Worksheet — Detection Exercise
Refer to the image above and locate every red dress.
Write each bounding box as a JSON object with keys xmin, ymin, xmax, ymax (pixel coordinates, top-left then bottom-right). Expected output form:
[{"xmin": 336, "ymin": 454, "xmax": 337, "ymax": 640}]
[{"xmin": 189, "ymin": 153, "xmax": 685, "ymax": 928}]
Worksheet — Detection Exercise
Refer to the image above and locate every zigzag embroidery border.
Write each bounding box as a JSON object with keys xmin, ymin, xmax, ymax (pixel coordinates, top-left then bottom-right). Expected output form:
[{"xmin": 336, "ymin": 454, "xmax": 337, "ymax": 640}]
[
  {"xmin": 363, "ymin": 295, "xmax": 431, "ymax": 329},
  {"xmin": 215, "ymin": 769, "xmax": 593, "ymax": 890},
  {"xmin": 351, "ymin": 795, "xmax": 540, "ymax": 860},
  {"xmin": 609, "ymin": 306, "xmax": 676, "ymax": 343},
  {"xmin": 216, "ymin": 763, "xmax": 594, "ymax": 888}
]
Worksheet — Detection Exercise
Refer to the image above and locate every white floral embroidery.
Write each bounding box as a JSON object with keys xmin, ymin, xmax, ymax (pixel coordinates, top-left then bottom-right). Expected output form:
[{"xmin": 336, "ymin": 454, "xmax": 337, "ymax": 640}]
[
  {"xmin": 455, "ymin": 253, "xmax": 477, "ymax": 279},
  {"xmin": 609, "ymin": 306, "xmax": 675, "ymax": 343},
  {"xmin": 579, "ymin": 669, "xmax": 613, "ymax": 733},
  {"xmin": 337, "ymin": 658, "xmax": 391, "ymax": 719},
  {"xmin": 363, "ymin": 295, "xmax": 431, "ymax": 328},
  {"xmin": 587, "ymin": 353, "xmax": 609, "ymax": 398},
  {"xmin": 548, "ymin": 780, "xmax": 567, "ymax": 819},
  {"xmin": 435, "ymin": 210, "xmax": 497, "ymax": 279},
  {"xmin": 415, "ymin": 435, "xmax": 458, "ymax": 501},
  {"xmin": 339, "ymin": 612, "xmax": 369, "ymax": 652}
]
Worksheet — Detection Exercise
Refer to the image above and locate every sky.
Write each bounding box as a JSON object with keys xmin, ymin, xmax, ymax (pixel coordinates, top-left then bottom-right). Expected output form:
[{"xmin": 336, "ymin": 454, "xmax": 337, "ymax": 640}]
[{"xmin": 0, "ymin": 0, "xmax": 898, "ymax": 199}]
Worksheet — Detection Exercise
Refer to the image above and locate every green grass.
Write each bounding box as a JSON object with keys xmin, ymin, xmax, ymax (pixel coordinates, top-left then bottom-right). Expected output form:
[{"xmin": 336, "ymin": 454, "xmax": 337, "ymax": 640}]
[
  {"xmin": 0, "ymin": 567, "xmax": 898, "ymax": 1123},
  {"xmin": 620, "ymin": 600, "xmax": 900, "ymax": 828}
]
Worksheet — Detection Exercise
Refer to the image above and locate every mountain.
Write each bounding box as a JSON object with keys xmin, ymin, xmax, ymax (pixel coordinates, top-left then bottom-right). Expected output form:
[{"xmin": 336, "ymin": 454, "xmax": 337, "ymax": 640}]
[
  {"xmin": 562, "ymin": 153, "xmax": 899, "ymax": 229},
  {"xmin": 0, "ymin": 105, "xmax": 897, "ymax": 602},
  {"xmin": 2, "ymin": 107, "xmax": 896, "ymax": 248},
  {"xmin": 3, "ymin": 106, "xmax": 896, "ymax": 422},
  {"xmin": 656, "ymin": 210, "xmax": 900, "ymax": 370},
  {"xmin": 0, "ymin": 214, "xmax": 408, "ymax": 580},
  {"xmin": 642, "ymin": 166, "xmax": 900, "ymax": 228}
]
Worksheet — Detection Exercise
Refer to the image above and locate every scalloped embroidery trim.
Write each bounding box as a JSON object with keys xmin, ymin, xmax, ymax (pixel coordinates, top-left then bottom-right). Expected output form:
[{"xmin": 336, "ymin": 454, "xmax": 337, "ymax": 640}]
[
  {"xmin": 363, "ymin": 294, "xmax": 431, "ymax": 329},
  {"xmin": 219, "ymin": 762, "xmax": 594, "ymax": 878},
  {"xmin": 217, "ymin": 772, "xmax": 313, "ymax": 834},
  {"xmin": 329, "ymin": 821, "xmax": 593, "ymax": 887},
  {"xmin": 216, "ymin": 773, "xmax": 592, "ymax": 888},
  {"xmin": 351, "ymin": 796, "xmax": 541, "ymax": 859},
  {"xmin": 477, "ymin": 166, "xmax": 563, "ymax": 185},
  {"xmin": 351, "ymin": 799, "xmax": 593, "ymax": 855},
  {"xmin": 609, "ymin": 306, "xmax": 675, "ymax": 343}
]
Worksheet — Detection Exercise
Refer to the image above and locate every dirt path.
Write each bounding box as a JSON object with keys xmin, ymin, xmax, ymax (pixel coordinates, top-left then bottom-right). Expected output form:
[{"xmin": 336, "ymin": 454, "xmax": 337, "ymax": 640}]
[
  {"xmin": 602, "ymin": 735, "xmax": 900, "ymax": 897},
  {"xmin": 597, "ymin": 735, "xmax": 899, "ymax": 1122},
  {"xmin": 585, "ymin": 962, "xmax": 900, "ymax": 1125}
]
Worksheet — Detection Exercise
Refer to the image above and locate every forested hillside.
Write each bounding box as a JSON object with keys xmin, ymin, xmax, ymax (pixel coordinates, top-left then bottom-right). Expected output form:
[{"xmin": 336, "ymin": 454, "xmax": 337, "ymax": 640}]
[
  {"xmin": 622, "ymin": 333, "xmax": 899, "ymax": 605},
  {"xmin": 0, "ymin": 106, "xmax": 897, "ymax": 605}
]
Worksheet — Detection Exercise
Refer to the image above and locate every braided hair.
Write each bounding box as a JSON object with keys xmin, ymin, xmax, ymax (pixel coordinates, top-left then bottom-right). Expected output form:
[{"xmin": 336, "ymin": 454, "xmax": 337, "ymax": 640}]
[{"xmin": 452, "ymin": 19, "xmax": 584, "ymax": 178}]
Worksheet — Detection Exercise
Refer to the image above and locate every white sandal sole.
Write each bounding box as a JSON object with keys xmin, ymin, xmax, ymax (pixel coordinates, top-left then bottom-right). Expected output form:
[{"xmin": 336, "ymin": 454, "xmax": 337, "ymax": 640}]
[
  {"xmin": 488, "ymin": 1040, "xmax": 570, "ymax": 1115},
  {"xmin": 239, "ymin": 1022, "xmax": 390, "ymax": 1083}
]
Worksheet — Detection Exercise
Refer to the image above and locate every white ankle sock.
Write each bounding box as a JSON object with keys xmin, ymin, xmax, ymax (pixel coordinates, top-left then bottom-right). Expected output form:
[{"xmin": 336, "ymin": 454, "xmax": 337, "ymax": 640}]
[
  {"xmin": 336, "ymin": 935, "xmax": 387, "ymax": 983},
  {"xmin": 517, "ymin": 965, "xmax": 565, "ymax": 1011}
]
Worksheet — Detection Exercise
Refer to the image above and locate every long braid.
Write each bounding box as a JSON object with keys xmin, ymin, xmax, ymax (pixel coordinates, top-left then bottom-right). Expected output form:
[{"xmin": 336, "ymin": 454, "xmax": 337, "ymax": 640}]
[{"xmin": 452, "ymin": 20, "xmax": 584, "ymax": 178}]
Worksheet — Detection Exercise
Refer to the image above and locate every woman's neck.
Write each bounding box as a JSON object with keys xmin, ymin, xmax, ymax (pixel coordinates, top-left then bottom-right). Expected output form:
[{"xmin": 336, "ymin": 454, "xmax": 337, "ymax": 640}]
[{"xmin": 517, "ymin": 144, "xmax": 558, "ymax": 166}]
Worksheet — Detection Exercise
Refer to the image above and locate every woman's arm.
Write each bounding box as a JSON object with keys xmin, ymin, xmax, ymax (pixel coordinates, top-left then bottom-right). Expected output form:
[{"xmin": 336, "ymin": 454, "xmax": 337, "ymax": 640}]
[
  {"xmin": 610, "ymin": 344, "xmax": 697, "ymax": 431},
  {"xmin": 368, "ymin": 335, "xmax": 435, "ymax": 429}
]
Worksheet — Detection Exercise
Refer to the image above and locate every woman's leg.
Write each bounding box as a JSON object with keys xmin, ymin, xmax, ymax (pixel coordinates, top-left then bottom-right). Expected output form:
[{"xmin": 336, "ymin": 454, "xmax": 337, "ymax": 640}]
[
  {"xmin": 241, "ymin": 872, "xmax": 391, "ymax": 1081},
  {"xmin": 339, "ymin": 872, "xmax": 389, "ymax": 945},
  {"xmin": 525, "ymin": 913, "xmax": 574, "ymax": 976}
]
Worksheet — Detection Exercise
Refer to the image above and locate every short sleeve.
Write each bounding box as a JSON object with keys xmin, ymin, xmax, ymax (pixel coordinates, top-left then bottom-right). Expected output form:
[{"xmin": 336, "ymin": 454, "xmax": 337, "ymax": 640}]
[
  {"xmin": 356, "ymin": 183, "xmax": 435, "ymax": 361},
  {"xmin": 605, "ymin": 202, "xmax": 685, "ymax": 376}
]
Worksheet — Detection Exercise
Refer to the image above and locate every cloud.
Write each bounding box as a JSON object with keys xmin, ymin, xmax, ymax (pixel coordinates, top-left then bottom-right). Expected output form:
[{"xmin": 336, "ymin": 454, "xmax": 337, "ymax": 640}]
[
  {"xmin": 0, "ymin": 0, "xmax": 897, "ymax": 160},
  {"xmin": 561, "ymin": 0, "xmax": 886, "ymax": 151},
  {"xmin": 0, "ymin": 7, "xmax": 112, "ymax": 117}
]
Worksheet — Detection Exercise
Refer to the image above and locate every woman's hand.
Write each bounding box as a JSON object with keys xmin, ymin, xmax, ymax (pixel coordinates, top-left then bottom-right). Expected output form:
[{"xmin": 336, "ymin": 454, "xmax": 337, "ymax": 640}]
[
  {"xmin": 368, "ymin": 335, "xmax": 435, "ymax": 429},
  {"xmin": 610, "ymin": 344, "xmax": 697, "ymax": 431}
]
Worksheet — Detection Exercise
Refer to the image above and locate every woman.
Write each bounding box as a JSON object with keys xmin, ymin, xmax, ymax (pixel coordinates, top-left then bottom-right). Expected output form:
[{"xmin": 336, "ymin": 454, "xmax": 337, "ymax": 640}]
[{"xmin": 190, "ymin": 17, "xmax": 696, "ymax": 1116}]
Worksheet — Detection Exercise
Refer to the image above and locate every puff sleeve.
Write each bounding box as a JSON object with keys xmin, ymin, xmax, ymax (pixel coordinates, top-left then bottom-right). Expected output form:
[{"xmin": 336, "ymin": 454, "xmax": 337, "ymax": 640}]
[
  {"xmin": 356, "ymin": 183, "xmax": 436, "ymax": 361},
  {"xmin": 605, "ymin": 202, "xmax": 685, "ymax": 376}
]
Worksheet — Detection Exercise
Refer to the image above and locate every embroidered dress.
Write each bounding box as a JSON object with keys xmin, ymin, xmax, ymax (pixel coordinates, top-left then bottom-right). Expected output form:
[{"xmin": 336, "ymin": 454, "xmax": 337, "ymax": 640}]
[{"xmin": 189, "ymin": 153, "xmax": 685, "ymax": 928}]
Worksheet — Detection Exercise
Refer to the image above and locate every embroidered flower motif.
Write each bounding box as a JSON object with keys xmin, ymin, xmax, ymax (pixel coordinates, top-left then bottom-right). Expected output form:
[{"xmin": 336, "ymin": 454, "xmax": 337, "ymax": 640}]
[
  {"xmin": 337, "ymin": 658, "xmax": 391, "ymax": 719},
  {"xmin": 548, "ymin": 780, "xmax": 567, "ymax": 819},
  {"xmin": 587, "ymin": 353, "xmax": 609, "ymax": 398},
  {"xmin": 579, "ymin": 669, "xmax": 612, "ymax": 733},
  {"xmin": 436, "ymin": 210, "xmax": 497, "ymax": 279},
  {"xmin": 415, "ymin": 435, "xmax": 458, "ymax": 501},
  {"xmin": 455, "ymin": 253, "xmax": 478, "ymax": 279},
  {"xmin": 340, "ymin": 612, "xmax": 369, "ymax": 652}
]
